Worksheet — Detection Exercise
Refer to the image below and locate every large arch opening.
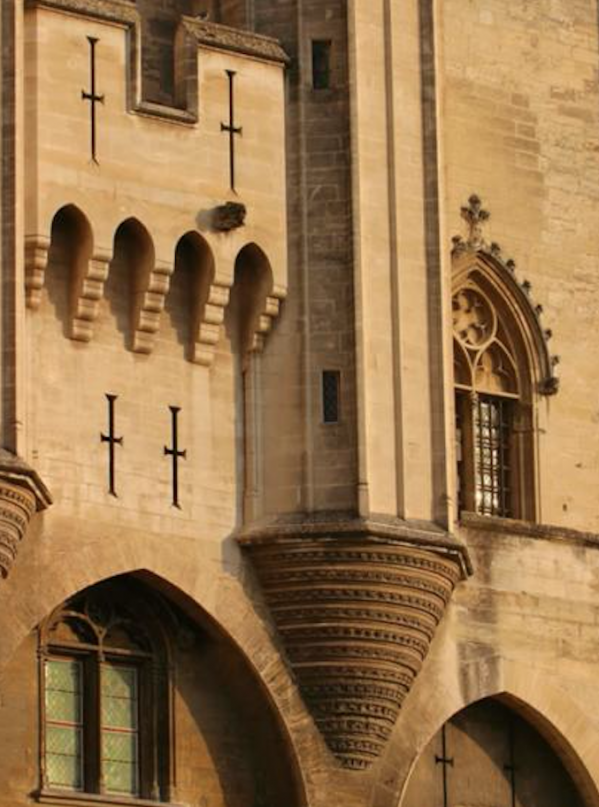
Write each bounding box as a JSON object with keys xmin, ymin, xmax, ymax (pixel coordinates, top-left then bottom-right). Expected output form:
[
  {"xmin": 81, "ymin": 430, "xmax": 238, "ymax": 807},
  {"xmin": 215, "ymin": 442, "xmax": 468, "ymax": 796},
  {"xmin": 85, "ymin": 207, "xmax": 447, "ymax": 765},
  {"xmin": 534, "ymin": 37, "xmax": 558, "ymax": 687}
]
[
  {"xmin": 401, "ymin": 696, "xmax": 587, "ymax": 807},
  {"xmin": 0, "ymin": 572, "xmax": 304, "ymax": 807}
]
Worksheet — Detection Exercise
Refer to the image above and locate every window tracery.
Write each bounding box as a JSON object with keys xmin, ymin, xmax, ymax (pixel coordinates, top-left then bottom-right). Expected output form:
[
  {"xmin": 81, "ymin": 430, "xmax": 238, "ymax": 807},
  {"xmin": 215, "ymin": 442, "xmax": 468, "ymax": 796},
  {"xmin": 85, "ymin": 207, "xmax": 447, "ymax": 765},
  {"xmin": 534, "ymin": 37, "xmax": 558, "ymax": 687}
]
[
  {"xmin": 451, "ymin": 195, "xmax": 559, "ymax": 522},
  {"xmin": 453, "ymin": 284, "xmax": 520, "ymax": 517},
  {"xmin": 39, "ymin": 583, "xmax": 172, "ymax": 802}
]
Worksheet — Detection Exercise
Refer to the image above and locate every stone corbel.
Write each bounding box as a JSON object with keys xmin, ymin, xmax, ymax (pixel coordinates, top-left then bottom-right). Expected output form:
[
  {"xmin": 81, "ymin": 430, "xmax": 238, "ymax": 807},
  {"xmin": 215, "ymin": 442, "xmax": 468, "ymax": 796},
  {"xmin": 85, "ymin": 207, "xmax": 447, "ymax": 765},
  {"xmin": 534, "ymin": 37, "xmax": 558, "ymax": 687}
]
[
  {"xmin": 249, "ymin": 285, "xmax": 286, "ymax": 354},
  {"xmin": 70, "ymin": 249, "xmax": 112, "ymax": 342},
  {"xmin": 0, "ymin": 450, "xmax": 52, "ymax": 579},
  {"xmin": 25, "ymin": 235, "xmax": 51, "ymax": 310},
  {"xmin": 132, "ymin": 259, "xmax": 174, "ymax": 354},
  {"xmin": 238, "ymin": 514, "xmax": 472, "ymax": 770},
  {"xmin": 192, "ymin": 279, "xmax": 231, "ymax": 366}
]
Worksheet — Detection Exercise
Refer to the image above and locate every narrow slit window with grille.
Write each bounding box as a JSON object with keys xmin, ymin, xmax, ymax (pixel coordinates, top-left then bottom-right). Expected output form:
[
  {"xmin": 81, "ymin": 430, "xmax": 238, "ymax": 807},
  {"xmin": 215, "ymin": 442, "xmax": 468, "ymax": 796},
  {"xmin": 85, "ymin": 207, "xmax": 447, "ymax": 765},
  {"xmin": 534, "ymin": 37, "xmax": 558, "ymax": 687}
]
[
  {"xmin": 473, "ymin": 395, "xmax": 512, "ymax": 517},
  {"xmin": 455, "ymin": 394, "xmax": 465, "ymax": 514},
  {"xmin": 322, "ymin": 370, "xmax": 340, "ymax": 424},
  {"xmin": 312, "ymin": 40, "xmax": 332, "ymax": 89}
]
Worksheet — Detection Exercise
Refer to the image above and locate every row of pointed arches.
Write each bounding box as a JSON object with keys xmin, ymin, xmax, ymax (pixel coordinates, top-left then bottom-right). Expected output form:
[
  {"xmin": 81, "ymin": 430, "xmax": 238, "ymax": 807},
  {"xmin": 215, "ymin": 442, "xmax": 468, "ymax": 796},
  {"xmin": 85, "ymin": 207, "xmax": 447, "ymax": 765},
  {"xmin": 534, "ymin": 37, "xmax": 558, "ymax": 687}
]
[{"xmin": 28, "ymin": 204, "xmax": 282, "ymax": 366}]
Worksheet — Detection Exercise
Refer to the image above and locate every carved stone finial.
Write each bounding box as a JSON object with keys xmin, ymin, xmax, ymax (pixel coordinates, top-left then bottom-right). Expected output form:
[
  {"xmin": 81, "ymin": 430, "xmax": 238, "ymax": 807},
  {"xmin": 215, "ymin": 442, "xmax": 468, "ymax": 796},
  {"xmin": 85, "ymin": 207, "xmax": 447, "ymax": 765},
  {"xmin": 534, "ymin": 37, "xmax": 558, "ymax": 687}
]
[
  {"xmin": 540, "ymin": 375, "xmax": 560, "ymax": 395},
  {"xmin": 460, "ymin": 194, "xmax": 490, "ymax": 250},
  {"xmin": 0, "ymin": 450, "xmax": 52, "ymax": 579},
  {"xmin": 213, "ymin": 201, "xmax": 247, "ymax": 232}
]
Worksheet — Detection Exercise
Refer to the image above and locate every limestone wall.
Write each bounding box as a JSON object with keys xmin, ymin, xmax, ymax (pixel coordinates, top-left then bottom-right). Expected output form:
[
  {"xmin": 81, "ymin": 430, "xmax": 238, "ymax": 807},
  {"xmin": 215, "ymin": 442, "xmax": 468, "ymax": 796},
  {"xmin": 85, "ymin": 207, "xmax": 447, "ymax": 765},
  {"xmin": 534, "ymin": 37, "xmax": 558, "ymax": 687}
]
[
  {"xmin": 0, "ymin": 2, "xmax": 598, "ymax": 807},
  {"xmin": 23, "ymin": 4, "xmax": 287, "ymax": 542},
  {"xmin": 439, "ymin": 0, "xmax": 599, "ymax": 532}
]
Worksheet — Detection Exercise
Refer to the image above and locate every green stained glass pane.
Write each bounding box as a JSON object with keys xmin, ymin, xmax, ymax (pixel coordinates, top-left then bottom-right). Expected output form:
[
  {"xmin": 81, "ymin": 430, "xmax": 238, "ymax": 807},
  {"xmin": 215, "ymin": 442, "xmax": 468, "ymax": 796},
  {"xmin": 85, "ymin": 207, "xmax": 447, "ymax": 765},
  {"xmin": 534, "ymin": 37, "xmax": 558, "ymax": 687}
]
[
  {"xmin": 45, "ymin": 723, "xmax": 82, "ymax": 791},
  {"xmin": 102, "ymin": 696, "xmax": 137, "ymax": 729},
  {"xmin": 46, "ymin": 690, "xmax": 82, "ymax": 723},
  {"xmin": 102, "ymin": 730, "xmax": 138, "ymax": 763},
  {"xmin": 45, "ymin": 659, "xmax": 83, "ymax": 790},
  {"xmin": 101, "ymin": 664, "xmax": 138, "ymax": 729},
  {"xmin": 101, "ymin": 665, "xmax": 139, "ymax": 795},
  {"xmin": 46, "ymin": 725, "xmax": 81, "ymax": 756},
  {"xmin": 46, "ymin": 752, "xmax": 83, "ymax": 789},
  {"xmin": 45, "ymin": 659, "xmax": 82, "ymax": 722},
  {"xmin": 103, "ymin": 760, "xmax": 138, "ymax": 795},
  {"xmin": 46, "ymin": 659, "xmax": 81, "ymax": 694},
  {"xmin": 102, "ymin": 665, "xmax": 137, "ymax": 699}
]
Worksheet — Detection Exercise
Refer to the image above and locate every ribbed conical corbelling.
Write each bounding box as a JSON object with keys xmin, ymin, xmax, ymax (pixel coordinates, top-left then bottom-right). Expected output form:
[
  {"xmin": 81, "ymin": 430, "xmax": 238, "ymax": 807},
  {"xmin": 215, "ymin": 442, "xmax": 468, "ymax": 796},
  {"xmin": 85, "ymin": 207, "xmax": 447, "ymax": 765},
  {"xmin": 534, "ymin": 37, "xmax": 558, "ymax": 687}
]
[
  {"xmin": 242, "ymin": 534, "xmax": 468, "ymax": 769},
  {"xmin": 0, "ymin": 451, "xmax": 52, "ymax": 579}
]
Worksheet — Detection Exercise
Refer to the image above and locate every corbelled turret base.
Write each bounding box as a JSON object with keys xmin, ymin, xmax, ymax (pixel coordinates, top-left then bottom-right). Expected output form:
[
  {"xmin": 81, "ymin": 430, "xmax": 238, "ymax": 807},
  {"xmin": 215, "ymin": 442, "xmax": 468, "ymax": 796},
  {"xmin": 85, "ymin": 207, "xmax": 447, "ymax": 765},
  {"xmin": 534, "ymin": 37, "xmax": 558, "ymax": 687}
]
[
  {"xmin": 239, "ymin": 514, "xmax": 471, "ymax": 770},
  {"xmin": 0, "ymin": 450, "xmax": 52, "ymax": 579}
]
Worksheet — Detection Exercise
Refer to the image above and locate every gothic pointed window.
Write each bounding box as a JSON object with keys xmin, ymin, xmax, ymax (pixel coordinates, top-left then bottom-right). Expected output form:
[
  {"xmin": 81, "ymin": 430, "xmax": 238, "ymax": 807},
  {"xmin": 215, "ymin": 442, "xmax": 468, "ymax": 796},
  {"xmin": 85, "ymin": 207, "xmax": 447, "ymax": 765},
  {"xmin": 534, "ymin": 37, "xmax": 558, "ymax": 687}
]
[
  {"xmin": 39, "ymin": 582, "xmax": 172, "ymax": 801},
  {"xmin": 451, "ymin": 197, "xmax": 558, "ymax": 521},
  {"xmin": 453, "ymin": 285, "xmax": 521, "ymax": 517}
]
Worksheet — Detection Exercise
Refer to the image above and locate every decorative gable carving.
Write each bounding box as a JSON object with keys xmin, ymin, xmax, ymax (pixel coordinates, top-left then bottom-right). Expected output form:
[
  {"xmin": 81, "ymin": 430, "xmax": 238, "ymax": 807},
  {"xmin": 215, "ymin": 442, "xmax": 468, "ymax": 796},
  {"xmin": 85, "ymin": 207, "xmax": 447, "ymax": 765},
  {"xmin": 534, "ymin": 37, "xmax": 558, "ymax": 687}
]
[{"xmin": 452, "ymin": 195, "xmax": 559, "ymax": 396}]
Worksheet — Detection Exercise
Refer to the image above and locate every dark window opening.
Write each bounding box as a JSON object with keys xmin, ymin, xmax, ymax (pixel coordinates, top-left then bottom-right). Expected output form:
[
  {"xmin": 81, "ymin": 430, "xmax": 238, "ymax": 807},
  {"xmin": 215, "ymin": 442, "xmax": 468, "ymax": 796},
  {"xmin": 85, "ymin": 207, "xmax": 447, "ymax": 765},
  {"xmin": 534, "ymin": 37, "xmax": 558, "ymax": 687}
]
[
  {"xmin": 312, "ymin": 40, "xmax": 332, "ymax": 90},
  {"xmin": 322, "ymin": 371, "xmax": 340, "ymax": 423},
  {"xmin": 456, "ymin": 391, "xmax": 513, "ymax": 518}
]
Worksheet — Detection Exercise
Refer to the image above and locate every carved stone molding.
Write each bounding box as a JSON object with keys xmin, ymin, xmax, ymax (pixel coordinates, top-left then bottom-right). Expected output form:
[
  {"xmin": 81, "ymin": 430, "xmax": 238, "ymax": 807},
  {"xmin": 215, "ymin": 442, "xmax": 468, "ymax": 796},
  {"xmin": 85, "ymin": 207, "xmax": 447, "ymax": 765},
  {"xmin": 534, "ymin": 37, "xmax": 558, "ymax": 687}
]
[
  {"xmin": 238, "ymin": 514, "xmax": 470, "ymax": 770},
  {"xmin": 0, "ymin": 451, "xmax": 52, "ymax": 579},
  {"xmin": 182, "ymin": 17, "xmax": 289, "ymax": 65},
  {"xmin": 250, "ymin": 287, "xmax": 286, "ymax": 354},
  {"xmin": 24, "ymin": 0, "xmax": 138, "ymax": 26},
  {"xmin": 25, "ymin": 235, "xmax": 51, "ymax": 310},
  {"xmin": 71, "ymin": 250, "xmax": 112, "ymax": 342},
  {"xmin": 192, "ymin": 279, "xmax": 231, "ymax": 366},
  {"xmin": 132, "ymin": 259, "xmax": 174, "ymax": 354},
  {"xmin": 452, "ymin": 194, "xmax": 559, "ymax": 396}
]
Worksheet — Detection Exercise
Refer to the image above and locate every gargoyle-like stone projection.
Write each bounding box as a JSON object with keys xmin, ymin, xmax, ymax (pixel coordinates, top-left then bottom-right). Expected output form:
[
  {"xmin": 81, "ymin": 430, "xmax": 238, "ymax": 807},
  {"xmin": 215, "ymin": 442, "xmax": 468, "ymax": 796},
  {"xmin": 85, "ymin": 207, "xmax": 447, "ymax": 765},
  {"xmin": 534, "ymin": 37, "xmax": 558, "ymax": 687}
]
[{"xmin": 239, "ymin": 516, "xmax": 471, "ymax": 770}]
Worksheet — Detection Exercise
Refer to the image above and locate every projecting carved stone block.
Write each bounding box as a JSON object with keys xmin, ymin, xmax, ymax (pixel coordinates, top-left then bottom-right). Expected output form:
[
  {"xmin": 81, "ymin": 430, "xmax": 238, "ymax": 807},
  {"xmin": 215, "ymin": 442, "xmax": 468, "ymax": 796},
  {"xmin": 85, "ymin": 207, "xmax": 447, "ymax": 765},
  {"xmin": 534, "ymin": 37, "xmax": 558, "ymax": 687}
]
[
  {"xmin": 25, "ymin": 235, "xmax": 51, "ymax": 309},
  {"xmin": 239, "ymin": 515, "xmax": 471, "ymax": 770},
  {"xmin": 0, "ymin": 451, "xmax": 52, "ymax": 579},
  {"xmin": 212, "ymin": 201, "xmax": 247, "ymax": 232}
]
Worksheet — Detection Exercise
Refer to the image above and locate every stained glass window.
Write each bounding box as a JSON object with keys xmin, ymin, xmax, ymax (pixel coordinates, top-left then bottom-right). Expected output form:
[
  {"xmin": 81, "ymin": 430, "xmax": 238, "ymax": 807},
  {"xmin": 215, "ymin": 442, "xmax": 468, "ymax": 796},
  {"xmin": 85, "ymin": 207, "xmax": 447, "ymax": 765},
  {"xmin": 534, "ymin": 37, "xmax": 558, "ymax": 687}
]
[
  {"xmin": 45, "ymin": 659, "xmax": 83, "ymax": 790},
  {"xmin": 101, "ymin": 664, "xmax": 140, "ymax": 796},
  {"xmin": 41, "ymin": 583, "xmax": 170, "ymax": 801}
]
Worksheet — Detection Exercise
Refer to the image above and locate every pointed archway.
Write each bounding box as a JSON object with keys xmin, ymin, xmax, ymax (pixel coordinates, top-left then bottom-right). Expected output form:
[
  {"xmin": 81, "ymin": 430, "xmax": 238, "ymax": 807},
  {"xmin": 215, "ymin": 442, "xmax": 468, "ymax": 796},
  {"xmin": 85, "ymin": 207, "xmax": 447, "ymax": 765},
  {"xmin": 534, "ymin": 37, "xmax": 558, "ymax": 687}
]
[{"xmin": 401, "ymin": 696, "xmax": 585, "ymax": 807}]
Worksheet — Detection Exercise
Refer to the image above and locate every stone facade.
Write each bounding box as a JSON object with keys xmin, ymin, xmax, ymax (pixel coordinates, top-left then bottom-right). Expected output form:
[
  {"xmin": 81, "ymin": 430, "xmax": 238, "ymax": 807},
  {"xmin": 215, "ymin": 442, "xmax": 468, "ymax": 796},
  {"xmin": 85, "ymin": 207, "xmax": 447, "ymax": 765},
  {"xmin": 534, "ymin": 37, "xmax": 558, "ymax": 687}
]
[{"xmin": 0, "ymin": 1, "xmax": 599, "ymax": 807}]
